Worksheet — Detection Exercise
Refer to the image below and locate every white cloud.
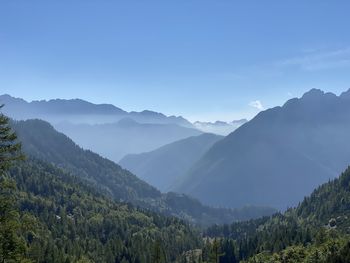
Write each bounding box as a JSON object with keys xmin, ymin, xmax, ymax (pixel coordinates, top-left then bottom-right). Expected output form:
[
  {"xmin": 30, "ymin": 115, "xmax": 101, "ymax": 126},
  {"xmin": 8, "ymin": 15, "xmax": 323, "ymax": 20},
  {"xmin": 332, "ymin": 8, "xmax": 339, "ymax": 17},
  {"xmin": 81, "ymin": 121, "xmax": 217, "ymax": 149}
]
[{"xmin": 249, "ymin": 100, "xmax": 264, "ymax": 111}]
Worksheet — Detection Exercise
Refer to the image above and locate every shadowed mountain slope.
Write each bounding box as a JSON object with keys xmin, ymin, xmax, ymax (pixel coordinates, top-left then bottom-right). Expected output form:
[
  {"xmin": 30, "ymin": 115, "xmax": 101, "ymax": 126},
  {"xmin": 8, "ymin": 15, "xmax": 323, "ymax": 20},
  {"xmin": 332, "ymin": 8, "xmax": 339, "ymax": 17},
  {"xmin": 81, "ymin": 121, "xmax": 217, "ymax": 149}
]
[
  {"xmin": 120, "ymin": 133, "xmax": 223, "ymax": 191},
  {"xmin": 12, "ymin": 119, "xmax": 275, "ymax": 226},
  {"xmin": 174, "ymin": 89, "xmax": 350, "ymax": 209}
]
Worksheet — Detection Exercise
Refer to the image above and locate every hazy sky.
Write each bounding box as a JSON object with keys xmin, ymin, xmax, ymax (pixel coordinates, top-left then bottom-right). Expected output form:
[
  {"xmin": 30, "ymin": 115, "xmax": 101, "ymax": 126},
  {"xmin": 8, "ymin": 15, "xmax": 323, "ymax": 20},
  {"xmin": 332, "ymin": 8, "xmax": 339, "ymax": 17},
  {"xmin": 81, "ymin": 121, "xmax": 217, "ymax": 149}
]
[{"xmin": 1, "ymin": 1, "xmax": 350, "ymax": 121}]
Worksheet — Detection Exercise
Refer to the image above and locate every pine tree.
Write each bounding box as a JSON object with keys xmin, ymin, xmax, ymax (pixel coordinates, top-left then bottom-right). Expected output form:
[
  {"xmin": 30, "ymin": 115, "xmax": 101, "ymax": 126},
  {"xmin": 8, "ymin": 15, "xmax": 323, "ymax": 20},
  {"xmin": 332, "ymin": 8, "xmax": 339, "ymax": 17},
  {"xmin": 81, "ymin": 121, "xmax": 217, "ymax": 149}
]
[
  {"xmin": 0, "ymin": 106, "xmax": 27, "ymax": 262},
  {"xmin": 0, "ymin": 106, "xmax": 24, "ymax": 174},
  {"xmin": 152, "ymin": 240, "xmax": 166, "ymax": 263},
  {"xmin": 209, "ymin": 238, "xmax": 224, "ymax": 263}
]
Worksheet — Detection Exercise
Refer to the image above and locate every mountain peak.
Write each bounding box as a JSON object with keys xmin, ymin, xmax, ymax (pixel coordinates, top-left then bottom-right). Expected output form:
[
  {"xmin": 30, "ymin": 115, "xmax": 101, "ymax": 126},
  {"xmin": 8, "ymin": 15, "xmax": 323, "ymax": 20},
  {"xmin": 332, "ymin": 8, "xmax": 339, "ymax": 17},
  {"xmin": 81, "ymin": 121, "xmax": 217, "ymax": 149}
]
[
  {"xmin": 284, "ymin": 89, "xmax": 338, "ymax": 108},
  {"xmin": 0, "ymin": 94, "xmax": 27, "ymax": 104},
  {"xmin": 301, "ymin": 88, "xmax": 325, "ymax": 100}
]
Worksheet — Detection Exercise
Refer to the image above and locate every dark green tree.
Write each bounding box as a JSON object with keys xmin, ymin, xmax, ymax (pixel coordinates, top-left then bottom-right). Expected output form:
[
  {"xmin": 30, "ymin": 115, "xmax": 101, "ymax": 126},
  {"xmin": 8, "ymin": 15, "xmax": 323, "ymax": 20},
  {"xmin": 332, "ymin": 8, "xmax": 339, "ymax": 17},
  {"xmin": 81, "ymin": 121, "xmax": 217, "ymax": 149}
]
[
  {"xmin": 209, "ymin": 238, "xmax": 224, "ymax": 263},
  {"xmin": 152, "ymin": 240, "xmax": 166, "ymax": 263},
  {"xmin": 0, "ymin": 106, "xmax": 24, "ymax": 173},
  {"xmin": 0, "ymin": 106, "xmax": 26, "ymax": 262}
]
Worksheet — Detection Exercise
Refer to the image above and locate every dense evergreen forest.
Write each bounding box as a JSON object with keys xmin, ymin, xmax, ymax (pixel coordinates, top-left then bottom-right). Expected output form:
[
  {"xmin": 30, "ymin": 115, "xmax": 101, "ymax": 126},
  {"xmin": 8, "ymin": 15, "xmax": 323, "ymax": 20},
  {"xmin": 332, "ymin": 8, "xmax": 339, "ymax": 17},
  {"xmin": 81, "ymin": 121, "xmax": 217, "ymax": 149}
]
[{"xmin": 5, "ymin": 158, "xmax": 202, "ymax": 262}]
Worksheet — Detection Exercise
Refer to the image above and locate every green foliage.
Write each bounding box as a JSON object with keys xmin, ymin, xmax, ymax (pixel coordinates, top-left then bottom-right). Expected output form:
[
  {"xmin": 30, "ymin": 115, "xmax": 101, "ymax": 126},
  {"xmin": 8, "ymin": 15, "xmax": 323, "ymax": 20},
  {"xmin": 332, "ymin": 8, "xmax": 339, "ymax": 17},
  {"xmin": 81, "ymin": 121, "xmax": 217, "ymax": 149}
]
[
  {"xmin": 8, "ymin": 158, "xmax": 202, "ymax": 262},
  {"xmin": 152, "ymin": 240, "xmax": 167, "ymax": 263},
  {"xmin": 0, "ymin": 178, "xmax": 28, "ymax": 262},
  {"xmin": 208, "ymin": 238, "xmax": 224, "ymax": 263},
  {"xmin": 0, "ymin": 106, "xmax": 29, "ymax": 262},
  {"xmin": 12, "ymin": 119, "xmax": 160, "ymax": 202},
  {"xmin": 0, "ymin": 106, "xmax": 24, "ymax": 174},
  {"xmin": 244, "ymin": 234, "xmax": 350, "ymax": 263}
]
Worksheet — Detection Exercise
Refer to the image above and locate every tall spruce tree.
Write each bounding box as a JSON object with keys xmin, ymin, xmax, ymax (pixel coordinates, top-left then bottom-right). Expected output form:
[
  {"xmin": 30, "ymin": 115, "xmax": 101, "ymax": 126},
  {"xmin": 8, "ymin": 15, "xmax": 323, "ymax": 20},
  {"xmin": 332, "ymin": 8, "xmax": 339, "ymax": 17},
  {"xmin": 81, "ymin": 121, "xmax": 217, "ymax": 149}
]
[
  {"xmin": 0, "ymin": 105, "xmax": 27, "ymax": 262},
  {"xmin": 0, "ymin": 106, "xmax": 23, "ymax": 174},
  {"xmin": 209, "ymin": 238, "xmax": 225, "ymax": 263}
]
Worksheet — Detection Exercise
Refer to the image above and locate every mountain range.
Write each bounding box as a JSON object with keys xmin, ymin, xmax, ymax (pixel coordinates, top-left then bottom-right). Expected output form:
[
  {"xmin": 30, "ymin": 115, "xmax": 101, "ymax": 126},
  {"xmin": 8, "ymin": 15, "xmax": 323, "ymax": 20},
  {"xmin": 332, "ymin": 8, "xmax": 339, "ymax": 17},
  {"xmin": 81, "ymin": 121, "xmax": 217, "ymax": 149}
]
[
  {"xmin": 4, "ymin": 89, "xmax": 350, "ymax": 261},
  {"xmin": 0, "ymin": 94, "xmax": 202, "ymax": 161},
  {"xmin": 0, "ymin": 94, "xmax": 193, "ymax": 126},
  {"xmin": 5, "ymin": 106, "xmax": 350, "ymax": 262},
  {"xmin": 6, "ymin": 89, "xmax": 350, "ymax": 212},
  {"xmin": 12, "ymin": 118, "xmax": 274, "ymax": 226},
  {"xmin": 173, "ymin": 89, "xmax": 350, "ymax": 210}
]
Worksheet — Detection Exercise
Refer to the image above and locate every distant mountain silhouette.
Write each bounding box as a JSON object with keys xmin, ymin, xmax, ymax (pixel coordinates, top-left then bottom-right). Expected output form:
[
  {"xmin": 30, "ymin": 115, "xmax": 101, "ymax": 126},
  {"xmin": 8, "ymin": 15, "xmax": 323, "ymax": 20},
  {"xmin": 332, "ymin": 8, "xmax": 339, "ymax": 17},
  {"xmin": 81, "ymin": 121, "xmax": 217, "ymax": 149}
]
[
  {"xmin": 194, "ymin": 119, "xmax": 247, "ymax": 135},
  {"xmin": 173, "ymin": 89, "xmax": 350, "ymax": 209},
  {"xmin": 1, "ymin": 94, "xmax": 200, "ymax": 161},
  {"xmin": 55, "ymin": 120, "xmax": 202, "ymax": 162},
  {"xmin": 0, "ymin": 94, "xmax": 193, "ymax": 127},
  {"xmin": 119, "ymin": 133, "xmax": 223, "ymax": 191}
]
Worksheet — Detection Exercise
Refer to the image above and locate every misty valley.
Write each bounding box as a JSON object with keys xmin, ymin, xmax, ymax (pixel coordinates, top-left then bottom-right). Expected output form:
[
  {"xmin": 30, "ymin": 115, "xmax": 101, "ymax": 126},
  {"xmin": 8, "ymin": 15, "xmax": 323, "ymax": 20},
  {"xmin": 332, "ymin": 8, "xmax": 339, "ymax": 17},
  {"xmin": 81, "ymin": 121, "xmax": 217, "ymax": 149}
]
[
  {"xmin": 2, "ymin": 89, "xmax": 350, "ymax": 262},
  {"xmin": 2, "ymin": 2, "xmax": 350, "ymax": 262}
]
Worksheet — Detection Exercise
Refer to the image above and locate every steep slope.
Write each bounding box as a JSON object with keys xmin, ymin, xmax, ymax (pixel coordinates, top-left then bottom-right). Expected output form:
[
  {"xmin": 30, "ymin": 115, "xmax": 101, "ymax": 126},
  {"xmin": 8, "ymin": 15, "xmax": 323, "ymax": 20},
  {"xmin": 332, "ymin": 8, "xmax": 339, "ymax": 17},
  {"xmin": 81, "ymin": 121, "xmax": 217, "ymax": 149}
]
[
  {"xmin": 174, "ymin": 89, "xmax": 350, "ymax": 209},
  {"xmin": 203, "ymin": 166, "xmax": 350, "ymax": 263},
  {"xmin": 12, "ymin": 119, "xmax": 160, "ymax": 202},
  {"xmin": 54, "ymin": 119, "xmax": 202, "ymax": 162},
  {"xmin": 7, "ymin": 158, "xmax": 201, "ymax": 262},
  {"xmin": 119, "ymin": 133, "xmax": 223, "ymax": 191},
  {"xmin": 12, "ymin": 119, "xmax": 275, "ymax": 226}
]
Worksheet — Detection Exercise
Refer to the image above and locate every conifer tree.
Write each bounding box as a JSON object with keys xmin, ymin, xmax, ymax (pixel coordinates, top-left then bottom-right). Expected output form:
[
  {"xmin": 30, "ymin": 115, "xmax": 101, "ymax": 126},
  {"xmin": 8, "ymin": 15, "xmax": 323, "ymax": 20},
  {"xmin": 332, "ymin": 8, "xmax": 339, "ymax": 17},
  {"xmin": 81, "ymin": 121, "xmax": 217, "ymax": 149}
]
[
  {"xmin": 0, "ymin": 106, "xmax": 24, "ymax": 174},
  {"xmin": 0, "ymin": 106, "xmax": 26, "ymax": 262},
  {"xmin": 152, "ymin": 240, "xmax": 166, "ymax": 263},
  {"xmin": 209, "ymin": 238, "xmax": 224, "ymax": 263}
]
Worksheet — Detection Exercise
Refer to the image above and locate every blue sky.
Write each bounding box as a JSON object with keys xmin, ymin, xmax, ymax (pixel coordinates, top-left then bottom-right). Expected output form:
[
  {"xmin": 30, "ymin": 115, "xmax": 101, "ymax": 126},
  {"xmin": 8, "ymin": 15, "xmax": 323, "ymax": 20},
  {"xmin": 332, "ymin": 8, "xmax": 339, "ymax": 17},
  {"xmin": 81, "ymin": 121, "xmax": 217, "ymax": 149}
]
[{"xmin": 1, "ymin": 1, "xmax": 350, "ymax": 121}]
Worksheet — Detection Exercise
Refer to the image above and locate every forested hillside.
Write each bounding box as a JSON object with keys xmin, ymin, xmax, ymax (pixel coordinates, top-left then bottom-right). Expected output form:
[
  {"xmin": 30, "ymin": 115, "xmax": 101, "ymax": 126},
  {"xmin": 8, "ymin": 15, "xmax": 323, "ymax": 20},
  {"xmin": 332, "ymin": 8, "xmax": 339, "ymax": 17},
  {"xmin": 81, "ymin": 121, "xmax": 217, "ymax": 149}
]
[
  {"xmin": 202, "ymin": 166, "xmax": 350, "ymax": 262},
  {"xmin": 0, "ymin": 110, "xmax": 203, "ymax": 262},
  {"xmin": 12, "ymin": 119, "xmax": 274, "ymax": 226},
  {"xmin": 12, "ymin": 119, "xmax": 160, "ymax": 202},
  {"xmin": 4, "ymin": 158, "xmax": 202, "ymax": 262}
]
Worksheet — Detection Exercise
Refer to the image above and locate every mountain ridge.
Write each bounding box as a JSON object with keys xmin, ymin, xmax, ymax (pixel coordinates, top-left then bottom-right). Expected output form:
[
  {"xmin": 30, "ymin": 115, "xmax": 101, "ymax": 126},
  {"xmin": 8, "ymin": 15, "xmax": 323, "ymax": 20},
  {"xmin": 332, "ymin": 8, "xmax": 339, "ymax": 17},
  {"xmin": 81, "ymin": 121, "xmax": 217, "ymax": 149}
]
[
  {"xmin": 12, "ymin": 118, "xmax": 275, "ymax": 226},
  {"xmin": 174, "ymin": 88, "xmax": 350, "ymax": 209},
  {"xmin": 1, "ymin": 94, "xmax": 203, "ymax": 162},
  {"xmin": 0, "ymin": 94, "xmax": 193, "ymax": 127}
]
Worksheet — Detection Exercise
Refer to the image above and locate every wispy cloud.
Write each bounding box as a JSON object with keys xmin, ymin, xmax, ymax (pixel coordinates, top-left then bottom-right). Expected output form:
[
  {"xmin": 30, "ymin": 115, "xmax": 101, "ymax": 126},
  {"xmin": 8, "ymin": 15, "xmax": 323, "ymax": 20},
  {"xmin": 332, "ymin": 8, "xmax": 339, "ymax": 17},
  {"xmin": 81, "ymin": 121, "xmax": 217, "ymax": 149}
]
[
  {"xmin": 277, "ymin": 47, "xmax": 350, "ymax": 71},
  {"xmin": 249, "ymin": 100, "xmax": 264, "ymax": 111}
]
